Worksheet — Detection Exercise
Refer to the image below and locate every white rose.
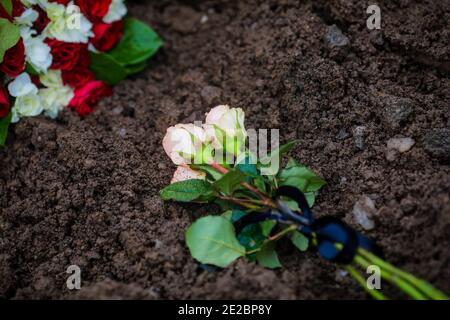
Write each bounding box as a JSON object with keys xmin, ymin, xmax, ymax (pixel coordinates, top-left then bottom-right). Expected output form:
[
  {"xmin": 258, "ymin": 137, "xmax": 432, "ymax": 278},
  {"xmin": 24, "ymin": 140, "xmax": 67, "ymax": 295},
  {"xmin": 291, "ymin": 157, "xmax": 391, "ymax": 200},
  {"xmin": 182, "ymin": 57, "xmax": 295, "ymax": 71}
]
[
  {"xmin": 170, "ymin": 166, "xmax": 206, "ymax": 184},
  {"xmin": 204, "ymin": 105, "xmax": 247, "ymax": 156},
  {"xmin": 103, "ymin": 0, "xmax": 127, "ymax": 23},
  {"xmin": 44, "ymin": 2, "xmax": 93, "ymax": 43},
  {"xmin": 11, "ymin": 93, "xmax": 44, "ymax": 123},
  {"xmin": 163, "ymin": 124, "xmax": 206, "ymax": 165},
  {"xmin": 8, "ymin": 73, "xmax": 38, "ymax": 97}
]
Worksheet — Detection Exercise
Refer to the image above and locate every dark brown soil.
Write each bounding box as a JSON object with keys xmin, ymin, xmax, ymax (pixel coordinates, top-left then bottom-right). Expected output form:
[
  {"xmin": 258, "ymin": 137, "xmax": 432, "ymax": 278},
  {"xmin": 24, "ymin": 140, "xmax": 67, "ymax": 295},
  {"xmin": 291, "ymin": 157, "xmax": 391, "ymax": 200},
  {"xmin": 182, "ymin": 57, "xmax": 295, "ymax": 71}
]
[{"xmin": 1, "ymin": 0, "xmax": 449, "ymax": 299}]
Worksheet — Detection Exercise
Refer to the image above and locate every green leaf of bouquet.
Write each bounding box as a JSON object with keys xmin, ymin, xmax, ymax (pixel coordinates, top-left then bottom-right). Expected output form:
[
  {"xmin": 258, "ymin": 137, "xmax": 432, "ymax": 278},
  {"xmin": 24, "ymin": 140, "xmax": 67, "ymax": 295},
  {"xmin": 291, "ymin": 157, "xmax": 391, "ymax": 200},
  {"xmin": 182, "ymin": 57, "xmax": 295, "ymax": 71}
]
[
  {"xmin": 236, "ymin": 155, "xmax": 258, "ymax": 176},
  {"xmin": 256, "ymin": 242, "xmax": 282, "ymax": 269},
  {"xmin": 222, "ymin": 209, "xmax": 247, "ymax": 223},
  {"xmin": 213, "ymin": 168, "xmax": 247, "ymax": 194},
  {"xmin": 290, "ymin": 231, "xmax": 309, "ymax": 251},
  {"xmin": 260, "ymin": 220, "xmax": 277, "ymax": 237},
  {"xmin": 125, "ymin": 61, "xmax": 147, "ymax": 75},
  {"xmin": 279, "ymin": 163, "xmax": 326, "ymax": 193},
  {"xmin": 0, "ymin": 112, "xmax": 12, "ymax": 146},
  {"xmin": 258, "ymin": 140, "xmax": 299, "ymax": 175},
  {"xmin": 108, "ymin": 18, "xmax": 163, "ymax": 66},
  {"xmin": 89, "ymin": 52, "xmax": 128, "ymax": 85},
  {"xmin": 0, "ymin": 18, "xmax": 20, "ymax": 63},
  {"xmin": 186, "ymin": 216, "xmax": 246, "ymax": 268},
  {"xmin": 160, "ymin": 179, "xmax": 212, "ymax": 202},
  {"xmin": 0, "ymin": 0, "xmax": 12, "ymax": 16},
  {"xmin": 191, "ymin": 164, "xmax": 223, "ymax": 181}
]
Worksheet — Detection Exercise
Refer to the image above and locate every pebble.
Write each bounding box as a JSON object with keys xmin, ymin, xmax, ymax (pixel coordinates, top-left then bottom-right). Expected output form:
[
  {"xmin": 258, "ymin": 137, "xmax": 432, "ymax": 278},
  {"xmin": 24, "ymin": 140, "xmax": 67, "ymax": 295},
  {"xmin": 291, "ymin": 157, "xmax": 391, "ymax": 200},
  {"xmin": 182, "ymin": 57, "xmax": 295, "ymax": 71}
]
[
  {"xmin": 423, "ymin": 129, "xmax": 450, "ymax": 163},
  {"xmin": 324, "ymin": 24, "xmax": 350, "ymax": 48},
  {"xmin": 336, "ymin": 128, "xmax": 349, "ymax": 140},
  {"xmin": 382, "ymin": 95, "xmax": 413, "ymax": 129},
  {"xmin": 117, "ymin": 128, "xmax": 127, "ymax": 138},
  {"xmin": 353, "ymin": 196, "xmax": 377, "ymax": 230},
  {"xmin": 353, "ymin": 126, "xmax": 366, "ymax": 150},
  {"xmin": 387, "ymin": 137, "xmax": 415, "ymax": 153}
]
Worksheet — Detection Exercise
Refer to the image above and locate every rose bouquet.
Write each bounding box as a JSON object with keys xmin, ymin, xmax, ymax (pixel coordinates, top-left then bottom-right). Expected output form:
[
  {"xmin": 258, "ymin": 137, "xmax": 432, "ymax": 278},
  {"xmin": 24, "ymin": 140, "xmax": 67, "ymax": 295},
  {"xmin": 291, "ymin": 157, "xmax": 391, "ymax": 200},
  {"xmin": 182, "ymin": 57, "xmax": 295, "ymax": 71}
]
[
  {"xmin": 0, "ymin": 0, "xmax": 162, "ymax": 145},
  {"xmin": 160, "ymin": 105, "xmax": 448, "ymax": 300}
]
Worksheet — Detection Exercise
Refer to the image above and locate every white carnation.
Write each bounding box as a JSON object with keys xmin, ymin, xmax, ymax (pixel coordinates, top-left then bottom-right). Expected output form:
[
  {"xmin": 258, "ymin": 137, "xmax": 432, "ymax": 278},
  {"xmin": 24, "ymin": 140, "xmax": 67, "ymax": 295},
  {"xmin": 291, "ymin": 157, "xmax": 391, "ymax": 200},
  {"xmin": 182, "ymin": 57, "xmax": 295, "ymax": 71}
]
[
  {"xmin": 15, "ymin": 8, "xmax": 39, "ymax": 26},
  {"xmin": 8, "ymin": 73, "xmax": 38, "ymax": 97},
  {"xmin": 39, "ymin": 70, "xmax": 74, "ymax": 118},
  {"xmin": 44, "ymin": 2, "xmax": 93, "ymax": 43},
  {"xmin": 103, "ymin": 0, "xmax": 127, "ymax": 23},
  {"xmin": 11, "ymin": 93, "xmax": 44, "ymax": 123},
  {"xmin": 22, "ymin": 30, "xmax": 53, "ymax": 73}
]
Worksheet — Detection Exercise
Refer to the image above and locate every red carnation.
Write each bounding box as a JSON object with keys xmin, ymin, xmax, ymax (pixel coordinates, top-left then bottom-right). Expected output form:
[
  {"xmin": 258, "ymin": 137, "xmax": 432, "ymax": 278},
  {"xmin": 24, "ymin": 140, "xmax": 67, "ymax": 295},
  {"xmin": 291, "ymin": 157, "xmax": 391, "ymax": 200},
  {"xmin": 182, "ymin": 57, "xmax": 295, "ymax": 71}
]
[
  {"xmin": 32, "ymin": 5, "xmax": 50, "ymax": 34},
  {"xmin": 0, "ymin": 39, "xmax": 25, "ymax": 77},
  {"xmin": 62, "ymin": 68, "xmax": 95, "ymax": 89},
  {"xmin": 75, "ymin": 0, "xmax": 112, "ymax": 22},
  {"xmin": 68, "ymin": 80, "xmax": 112, "ymax": 117},
  {"xmin": 91, "ymin": 20, "xmax": 124, "ymax": 52},
  {"xmin": 46, "ymin": 39, "xmax": 89, "ymax": 71},
  {"xmin": 0, "ymin": 85, "xmax": 11, "ymax": 118}
]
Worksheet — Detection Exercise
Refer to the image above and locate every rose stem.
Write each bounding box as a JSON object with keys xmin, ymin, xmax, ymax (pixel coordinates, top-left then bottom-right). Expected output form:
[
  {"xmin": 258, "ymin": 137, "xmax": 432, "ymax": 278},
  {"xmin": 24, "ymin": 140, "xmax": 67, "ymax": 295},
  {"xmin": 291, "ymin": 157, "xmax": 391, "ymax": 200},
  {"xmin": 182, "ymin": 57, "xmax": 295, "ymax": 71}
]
[{"xmin": 210, "ymin": 162, "xmax": 277, "ymax": 208}]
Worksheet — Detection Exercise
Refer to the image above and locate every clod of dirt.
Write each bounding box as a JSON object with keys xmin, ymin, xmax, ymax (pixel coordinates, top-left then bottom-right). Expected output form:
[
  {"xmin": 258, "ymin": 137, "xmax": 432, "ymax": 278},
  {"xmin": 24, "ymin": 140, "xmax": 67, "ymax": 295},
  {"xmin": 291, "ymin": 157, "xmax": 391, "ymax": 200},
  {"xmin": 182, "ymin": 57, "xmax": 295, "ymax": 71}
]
[
  {"xmin": 381, "ymin": 95, "xmax": 414, "ymax": 130},
  {"xmin": 352, "ymin": 196, "xmax": 377, "ymax": 230},
  {"xmin": 423, "ymin": 129, "xmax": 450, "ymax": 164}
]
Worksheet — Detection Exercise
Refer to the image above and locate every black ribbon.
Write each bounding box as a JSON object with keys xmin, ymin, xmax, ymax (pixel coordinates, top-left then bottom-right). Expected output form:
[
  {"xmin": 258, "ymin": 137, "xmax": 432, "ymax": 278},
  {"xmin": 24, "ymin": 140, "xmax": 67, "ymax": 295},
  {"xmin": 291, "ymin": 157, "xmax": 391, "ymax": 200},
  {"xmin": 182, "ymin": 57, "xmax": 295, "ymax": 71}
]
[{"xmin": 235, "ymin": 186, "xmax": 383, "ymax": 264}]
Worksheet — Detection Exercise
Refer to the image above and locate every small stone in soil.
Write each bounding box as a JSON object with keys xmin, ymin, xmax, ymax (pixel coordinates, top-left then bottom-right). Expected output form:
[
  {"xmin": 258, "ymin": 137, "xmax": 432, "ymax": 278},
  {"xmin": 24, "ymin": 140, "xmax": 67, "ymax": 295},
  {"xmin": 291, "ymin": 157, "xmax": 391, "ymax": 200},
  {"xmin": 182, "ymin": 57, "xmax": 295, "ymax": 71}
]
[
  {"xmin": 423, "ymin": 129, "xmax": 450, "ymax": 163},
  {"xmin": 324, "ymin": 25, "xmax": 350, "ymax": 48},
  {"xmin": 353, "ymin": 196, "xmax": 377, "ymax": 230},
  {"xmin": 353, "ymin": 126, "xmax": 366, "ymax": 150},
  {"xmin": 382, "ymin": 95, "xmax": 413, "ymax": 129},
  {"xmin": 336, "ymin": 128, "xmax": 350, "ymax": 140},
  {"xmin": 387, "ymin": 137, "xmax": 415, "ymax": 153}
]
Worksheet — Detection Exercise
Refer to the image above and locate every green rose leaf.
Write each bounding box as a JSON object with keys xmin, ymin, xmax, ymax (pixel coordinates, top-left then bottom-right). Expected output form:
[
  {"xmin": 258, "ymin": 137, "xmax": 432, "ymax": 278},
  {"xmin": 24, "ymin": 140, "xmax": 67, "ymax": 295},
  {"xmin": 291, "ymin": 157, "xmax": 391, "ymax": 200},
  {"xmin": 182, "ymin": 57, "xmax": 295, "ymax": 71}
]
[
  {"xmin": 256, "ymin": 241, "xmax": 282, "ymax": 269},
  {"xmin": 258, "ymin": 140, "xmax": 299, "ymax": 175},
  {"xmin": 191, "ymin": 164, "xmax": 223, "ymax": 181},
  {"xmin": 0, "ymin": 0, "xmax": 12, "ymax": 16},
  {"xmin": 290, "ymin": 231, "xmax": 309, "ymax": 251},
  {"xmin": 160, "ymin": 179, "xmax": 213, "ymax": 202},
  {"xmin": 0, "ymin": 18, "xmax": 20, "ymax": 63},
  {"xmin": 278, "ymin": 160, "xmax": 326, "ymax": 193},
  {"xmin": 89, "ymin": 52, "xmax": 128, "ymax": 85},
  {"xmin": 0, "ymin": 112, "xmax": 12, "ymax": 146},
  {"xmin": 108, "ymin": 18, "xmax": 163, "ymax": 66},
  {"xmin": 186, "ymin": 216, "xmax": 246, "ymax": 268},
  {"xmin": 213, "ymin": 168, "xmax": 247, "ymax": 194}
]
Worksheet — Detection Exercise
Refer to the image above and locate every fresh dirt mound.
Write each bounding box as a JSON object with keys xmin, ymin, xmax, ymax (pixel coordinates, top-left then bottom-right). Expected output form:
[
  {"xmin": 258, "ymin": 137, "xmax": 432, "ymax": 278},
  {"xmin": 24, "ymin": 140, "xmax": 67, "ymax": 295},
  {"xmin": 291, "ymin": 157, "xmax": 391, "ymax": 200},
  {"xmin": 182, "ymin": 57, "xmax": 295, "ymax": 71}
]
[{"xmin": 0, "ymin": 0, "xmax": 449, "ymax": 299}]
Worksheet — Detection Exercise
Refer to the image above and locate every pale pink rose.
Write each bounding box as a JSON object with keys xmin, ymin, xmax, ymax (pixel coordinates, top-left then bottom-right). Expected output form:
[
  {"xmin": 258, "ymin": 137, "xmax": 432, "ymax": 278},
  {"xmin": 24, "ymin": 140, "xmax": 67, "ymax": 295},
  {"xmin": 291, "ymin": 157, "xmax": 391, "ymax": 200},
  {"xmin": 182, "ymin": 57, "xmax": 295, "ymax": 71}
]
[{"xmin": 162, "ymin": 123, "xmax": 205, "ymax": 165}]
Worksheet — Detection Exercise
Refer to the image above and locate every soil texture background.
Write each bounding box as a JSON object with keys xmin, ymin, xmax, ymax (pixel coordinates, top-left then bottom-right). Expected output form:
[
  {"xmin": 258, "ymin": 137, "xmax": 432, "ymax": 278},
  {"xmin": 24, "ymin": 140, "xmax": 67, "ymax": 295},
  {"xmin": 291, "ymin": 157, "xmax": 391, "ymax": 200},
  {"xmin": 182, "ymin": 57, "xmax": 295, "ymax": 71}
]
[{"xmin": 0, "ymin": 0, "xmax": 449, "ymax": 299}]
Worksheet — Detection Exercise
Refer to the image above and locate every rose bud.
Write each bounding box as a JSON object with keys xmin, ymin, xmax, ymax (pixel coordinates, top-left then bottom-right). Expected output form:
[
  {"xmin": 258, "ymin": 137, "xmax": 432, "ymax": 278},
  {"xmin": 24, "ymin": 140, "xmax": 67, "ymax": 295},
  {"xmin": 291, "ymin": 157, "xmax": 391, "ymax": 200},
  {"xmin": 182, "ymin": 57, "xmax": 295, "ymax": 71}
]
[
  {"xmin": 204, "ymin": 105, "xmax": 247, "ymax": 158},
  {"xmin": 163, "ymin": 124, "xmax": 209, "ymax": 165}
]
